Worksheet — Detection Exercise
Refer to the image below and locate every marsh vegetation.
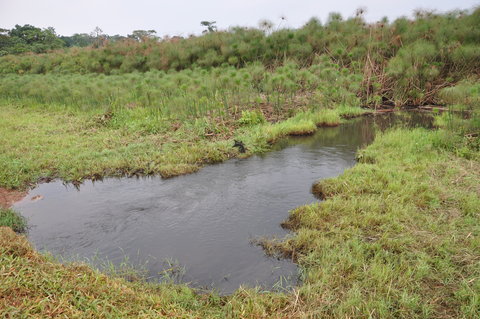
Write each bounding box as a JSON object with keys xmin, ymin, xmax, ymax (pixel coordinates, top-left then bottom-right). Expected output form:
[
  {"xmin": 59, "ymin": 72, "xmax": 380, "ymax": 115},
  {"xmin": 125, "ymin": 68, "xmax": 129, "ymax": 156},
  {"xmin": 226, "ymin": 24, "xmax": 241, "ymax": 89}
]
[{"xmin": 0, "ymin": 6, "xmax": 479, "ymax": 318}]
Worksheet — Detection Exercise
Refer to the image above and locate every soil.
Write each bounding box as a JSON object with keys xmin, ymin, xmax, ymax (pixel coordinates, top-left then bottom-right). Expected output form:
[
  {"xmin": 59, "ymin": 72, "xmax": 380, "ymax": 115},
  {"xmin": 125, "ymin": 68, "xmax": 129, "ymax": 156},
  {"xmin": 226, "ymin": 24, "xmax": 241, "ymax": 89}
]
[{"xmin": 0, "ymin": 188, "xmax": 26, "ymax": 209}]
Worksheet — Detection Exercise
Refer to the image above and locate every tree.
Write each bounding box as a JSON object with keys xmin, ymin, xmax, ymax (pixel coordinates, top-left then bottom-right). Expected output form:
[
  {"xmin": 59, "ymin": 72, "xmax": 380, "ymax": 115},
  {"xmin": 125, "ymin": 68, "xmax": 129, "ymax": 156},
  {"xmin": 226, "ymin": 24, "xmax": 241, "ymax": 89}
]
[
  {"xmin": 90, "ymin": 26, "xmax": 104, "ymax": 38},
  {"xmin": 200, "ymin": 21, "xmax": 217, "ymax": 33},
  {"xmin": 90, "ymin": 27, "xmax": 106, "ymax": 48},
  {"xmin": 61, "ymin": 33, "xmax": 95, "ymax": 47},
  {"xmin": 0, "ymin": 28, "xmax": 11, "ymax": 55},
  {"xmin": 127, "ymin": 30, "xmax": 158, "ymax": 42},
  {"xmin": 4, "ymin": 24, "xmax": 64, "ymax": 54}
]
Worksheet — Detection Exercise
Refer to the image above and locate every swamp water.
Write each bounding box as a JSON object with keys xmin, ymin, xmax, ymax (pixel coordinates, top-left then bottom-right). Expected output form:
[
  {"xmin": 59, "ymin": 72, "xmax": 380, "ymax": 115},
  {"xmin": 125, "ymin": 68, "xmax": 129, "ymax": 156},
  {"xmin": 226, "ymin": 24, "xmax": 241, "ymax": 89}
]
[{"xmin": 14, "ymin": 112, "xmax": 433, "ymax": 294}]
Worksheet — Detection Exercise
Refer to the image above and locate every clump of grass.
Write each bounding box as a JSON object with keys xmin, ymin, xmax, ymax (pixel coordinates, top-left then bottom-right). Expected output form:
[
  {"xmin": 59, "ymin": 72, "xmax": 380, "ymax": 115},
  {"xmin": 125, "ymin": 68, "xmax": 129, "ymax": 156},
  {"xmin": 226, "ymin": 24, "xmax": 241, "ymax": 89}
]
[
  {"xmin": 337, "ymin": 105, "xmax": 370, "ymax": 118},
  {"xmin": 310, "ymin": 110, "xmax": 341, "ymax": 126},
  {"xmin": 434, "ymin": 81, "xmax": 480, "ymax": 160},
  {"xmin": 159, "ymin": 163, "xmax": 200, "ymax": 178},
  {"xmin": 0, "ymin": 208, "xmax": 26, "ymax": 232},
  {"xmin": 284, "ymin": 119, "xmax": 318, "ymax": 136},
  {"xmin": 237, "ymin": 110, "xmax": 266, "ymax": 126}
]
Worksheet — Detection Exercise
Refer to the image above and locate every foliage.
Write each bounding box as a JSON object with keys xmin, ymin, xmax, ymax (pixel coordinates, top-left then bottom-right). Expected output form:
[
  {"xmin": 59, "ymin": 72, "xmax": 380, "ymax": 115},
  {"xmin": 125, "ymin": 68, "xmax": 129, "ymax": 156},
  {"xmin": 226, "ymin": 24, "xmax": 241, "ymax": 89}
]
[
  {"xmin": 127, "ymin": 30, "xmax": 158, "ymax": 42},
  {"xmin": 0, "ymin": 24, "xmax": 64, "ymax": 55},
  {"xmin": 201, "ymin": 21, "xmax": 217, "ymax": 34},
  {"xmin": 434, "ymin": 81, "xmax": 480, "ymax": 159},
  {"xmin": 0, "ymin": 60, "xmax": 362, "ymax": 121},
  {"xmin": 1, "ymin": 7, "xmax": 479, "ymax": 105},
  {"xmin": 0, "ymin": 99, "xmax": 349, "ymax": 189},
  {"xmin": 238, "ymin": 110, "xmax": 266, "ymax": 126},
  {"xmin": 60, "ymin": 33, "xmax": 96, "ymax": 47}
]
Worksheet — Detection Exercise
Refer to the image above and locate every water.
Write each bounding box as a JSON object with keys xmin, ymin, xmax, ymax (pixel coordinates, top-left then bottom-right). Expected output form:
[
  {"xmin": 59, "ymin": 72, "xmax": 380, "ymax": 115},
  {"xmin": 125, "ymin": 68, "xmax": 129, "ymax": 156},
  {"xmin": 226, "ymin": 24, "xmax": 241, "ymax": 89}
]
[{"xmin": 14, "ymin": 112, "xmax": 433, "ymax": 294}]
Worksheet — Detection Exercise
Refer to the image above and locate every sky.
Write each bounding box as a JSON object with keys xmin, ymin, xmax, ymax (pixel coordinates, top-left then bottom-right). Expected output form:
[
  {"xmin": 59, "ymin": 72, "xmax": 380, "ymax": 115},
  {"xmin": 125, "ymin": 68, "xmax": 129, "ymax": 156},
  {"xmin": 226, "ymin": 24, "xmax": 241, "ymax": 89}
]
[{"xmin": 0, "ymin": 0, "xmax": 478, "ymax": 37}]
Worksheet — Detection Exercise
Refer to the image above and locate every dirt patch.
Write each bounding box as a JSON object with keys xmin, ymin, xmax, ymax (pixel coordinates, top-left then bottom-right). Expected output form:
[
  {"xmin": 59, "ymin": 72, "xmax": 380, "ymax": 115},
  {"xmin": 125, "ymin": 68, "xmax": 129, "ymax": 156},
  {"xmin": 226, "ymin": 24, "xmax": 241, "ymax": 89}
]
[{"xmin": 0, "ymin": 188, "xmax": 27, "ymax": 209}]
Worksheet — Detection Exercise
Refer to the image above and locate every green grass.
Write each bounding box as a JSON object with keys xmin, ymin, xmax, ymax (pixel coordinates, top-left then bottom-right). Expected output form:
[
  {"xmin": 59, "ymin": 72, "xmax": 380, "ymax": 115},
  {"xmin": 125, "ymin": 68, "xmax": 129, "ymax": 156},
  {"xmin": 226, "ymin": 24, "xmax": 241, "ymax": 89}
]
[
  {"xmin": 0, "ymin": 100, "xmax": 358, "ymax": 189},
  {"xmin": 0, "ymin": 208, "xmax": 26, "ymax": 232},
  {"xmin": 277, "ymin": 128, "xmax": 480, "ymax": 318},
  {"xmin": 1, "ymin": 7, "xmax": 479, "ymax": 108},
  {"xmin": 0, "ymin": 59, "xmax": 363, "ymax": 122},
  {"xmin": 1, "ymin": 79, "xmax": 479, "ymax": 317},
  {"xmin": 1, "ymin": 122, "xmax": 479, "ymax": 317},
  {"xmin": 0, "ymin": 226, "xmax": 293, "ymax": 318}
]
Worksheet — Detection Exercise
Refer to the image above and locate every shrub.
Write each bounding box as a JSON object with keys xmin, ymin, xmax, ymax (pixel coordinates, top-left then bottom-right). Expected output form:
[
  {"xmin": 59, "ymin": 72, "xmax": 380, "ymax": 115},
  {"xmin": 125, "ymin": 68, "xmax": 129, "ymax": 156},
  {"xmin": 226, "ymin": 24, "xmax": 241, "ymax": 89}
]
[{"xmin": 238, "ymin": 110, "xmax": 266, "ymax": 126}]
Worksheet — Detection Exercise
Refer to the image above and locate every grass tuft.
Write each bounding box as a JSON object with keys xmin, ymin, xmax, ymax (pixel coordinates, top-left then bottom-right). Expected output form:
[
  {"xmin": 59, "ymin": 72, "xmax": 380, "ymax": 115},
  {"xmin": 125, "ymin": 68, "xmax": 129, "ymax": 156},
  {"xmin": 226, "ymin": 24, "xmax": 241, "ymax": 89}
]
[{"xmin": 0, "ymin": 208, "xmax": 26, "ymax": 233}]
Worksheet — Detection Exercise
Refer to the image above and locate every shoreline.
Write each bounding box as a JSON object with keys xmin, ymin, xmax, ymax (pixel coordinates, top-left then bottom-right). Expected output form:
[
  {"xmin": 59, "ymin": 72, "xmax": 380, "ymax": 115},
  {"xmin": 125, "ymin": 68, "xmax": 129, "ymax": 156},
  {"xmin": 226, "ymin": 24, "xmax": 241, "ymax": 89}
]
[{"xmin": 0, "ymin": 187, "xmax": 26, "ymax": 209}]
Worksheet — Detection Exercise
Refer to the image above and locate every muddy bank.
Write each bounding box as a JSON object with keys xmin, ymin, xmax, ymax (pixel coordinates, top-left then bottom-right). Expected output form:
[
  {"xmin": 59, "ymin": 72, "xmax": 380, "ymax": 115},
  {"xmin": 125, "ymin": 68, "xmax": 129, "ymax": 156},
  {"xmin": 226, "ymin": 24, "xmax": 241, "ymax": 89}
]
[{"xmin": 0, "ymin": 188, "xmax": 26, "ymax": 209}]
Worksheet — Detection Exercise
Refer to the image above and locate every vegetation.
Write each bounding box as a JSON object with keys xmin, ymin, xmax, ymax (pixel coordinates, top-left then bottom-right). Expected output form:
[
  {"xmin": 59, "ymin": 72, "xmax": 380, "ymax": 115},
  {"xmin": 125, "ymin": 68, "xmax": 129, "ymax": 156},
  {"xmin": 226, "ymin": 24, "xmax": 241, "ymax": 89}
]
[
  {"xmin": 0, "ymin": 24, "xmax": 64, "ymax": 55},
  {"xmin": 0, "ymin": 208, "xmax": 26, "ymax": 232},
  {"xmin": 1, "ymin": 8, "xmax": 479, "ymax": 105},
  {"xmin": 0, "ymin": 59, "xmax": 362, "ymax": 122},
  {"xmin": 0, "ymin": 99, "xmax": 356, "ymax": 189},
  {"xmin": 0, "ymin": 6, "xmax": 479, "ymax": 318},
  {"xmin": 0, "ymin": 25, "xmax": 130, "ymax": 55},
  {"xmin": 0, "ymin": 55, "xmax": 366, "ymax": 190},
  {"xmin": 1, "ymin": 90, "xmax": 478, "ymax": 316}
]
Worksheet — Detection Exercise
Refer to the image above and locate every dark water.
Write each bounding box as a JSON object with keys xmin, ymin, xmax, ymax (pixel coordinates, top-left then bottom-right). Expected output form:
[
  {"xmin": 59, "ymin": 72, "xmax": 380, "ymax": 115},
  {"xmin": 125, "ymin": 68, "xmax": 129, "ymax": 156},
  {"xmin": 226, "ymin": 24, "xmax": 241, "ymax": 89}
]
[{"xmin": 14, "ymin": 112, "xmax": 433, "ymax": 294}]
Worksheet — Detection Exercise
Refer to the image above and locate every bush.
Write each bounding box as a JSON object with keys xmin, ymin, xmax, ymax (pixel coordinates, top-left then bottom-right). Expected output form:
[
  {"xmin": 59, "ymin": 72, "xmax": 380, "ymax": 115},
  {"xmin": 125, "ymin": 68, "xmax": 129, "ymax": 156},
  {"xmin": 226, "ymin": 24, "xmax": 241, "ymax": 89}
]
[{"xmin": 238, "ymin": 110, "xmax": 266, "ymax": 126}]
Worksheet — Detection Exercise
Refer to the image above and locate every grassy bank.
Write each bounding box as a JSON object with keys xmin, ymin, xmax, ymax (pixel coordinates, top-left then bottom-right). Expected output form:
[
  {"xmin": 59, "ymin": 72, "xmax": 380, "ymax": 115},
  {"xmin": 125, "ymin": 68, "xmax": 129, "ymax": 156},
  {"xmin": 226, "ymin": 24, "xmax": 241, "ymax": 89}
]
[
  {"xmin": 2, "ymin": 116, "xmax": 479, "ymax": 318},
  {"xmin": 0, "ymin": 99, "xmax": 366, "ymax": 190},
  {"xmin": 0, "ymin": 208, "xmax": 26, "ymax": 232},
  {"xmin": 0, "ymin": 53, "xmax": 370, "ymax": 191},
  {"xmin": 277, "ymin": 128, "xmax": 480, "ymax": 317}
]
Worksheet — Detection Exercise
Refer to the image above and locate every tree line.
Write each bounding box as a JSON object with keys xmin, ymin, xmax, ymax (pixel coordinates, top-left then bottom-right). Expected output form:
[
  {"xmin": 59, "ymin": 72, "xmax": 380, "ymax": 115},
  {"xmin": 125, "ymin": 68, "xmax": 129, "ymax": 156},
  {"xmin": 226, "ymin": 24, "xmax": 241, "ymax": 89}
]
[{"xmin": 0, "ymin": 24, "xmax": 161, "ymax": 55}]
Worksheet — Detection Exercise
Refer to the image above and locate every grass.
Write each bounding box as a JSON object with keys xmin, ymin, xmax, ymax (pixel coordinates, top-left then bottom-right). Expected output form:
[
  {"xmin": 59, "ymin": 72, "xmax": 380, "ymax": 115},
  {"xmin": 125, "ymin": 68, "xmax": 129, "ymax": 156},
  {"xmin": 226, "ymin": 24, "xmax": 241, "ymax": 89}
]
[
  {"xmin": 0, "ymin": 58, "xmax": 371, "ymax": 190},
  {"xmin": 0, "ymin": 74, "xmax": 478, "ymax": 317},
  {"xmin": 1, "ymin": 7, "xmax": 479, "ymax": 107},
  {"xmin": 0, "ymin": 60, "xmax": 362, "ymax": 122},
  {"xmin": 0, "ymin": 226, "xmax": 293, "ymax": 318},
  {"xmin": 0, "ymin": 99, "xmax": 360, "ymax": 190},
  {"xmin": 0, "ymin": 208, "xmax": 26, "ymax": 232},
  {"xmin": 1, "ymin": 120, "xmax": 479, "ymax": 317},
  {"xmin": 277, "ymin": 128, "xmax": 480, "ymax": 318}
]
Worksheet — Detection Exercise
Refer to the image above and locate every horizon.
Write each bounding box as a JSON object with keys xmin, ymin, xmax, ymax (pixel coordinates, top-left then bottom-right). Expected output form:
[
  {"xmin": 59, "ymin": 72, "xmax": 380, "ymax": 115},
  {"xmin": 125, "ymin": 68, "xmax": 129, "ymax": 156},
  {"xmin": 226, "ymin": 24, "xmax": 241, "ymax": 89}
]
[{"xmin": 1, "ymin": 0, "xmax": 478, "ymax": 38}]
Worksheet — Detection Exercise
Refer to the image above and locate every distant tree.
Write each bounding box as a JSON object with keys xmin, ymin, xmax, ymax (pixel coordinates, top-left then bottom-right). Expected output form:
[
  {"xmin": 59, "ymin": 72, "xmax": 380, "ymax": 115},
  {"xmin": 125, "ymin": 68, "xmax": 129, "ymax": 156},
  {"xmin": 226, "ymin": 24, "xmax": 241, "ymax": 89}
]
[
  {"xmin": 90, "ymin": 26, "xmax": 104, "ymax": 38},
  {"xmin": 90, "ymin": 26, "xmax": 106, "ymax": 48},
  {"xmin": 61, "ymin": 33, "xmax": 95, "ymax": 47},
  {"xmin": 127, "ymin": 30, "xmax": 158, "ymax": 42},
  {"xmin": 200, "ymin": 21, "xmax": 217, "ymax": 33},
  {"xmin": 3, "ymin": 24, "xmax": 64, "ymax": 54},
  {"xmin": 0, "ymin": 28, "xmax": 11, "ymax": 55},
  {"xmin": 108, "ymin": 34, "xmax": 128, "ymax": 42}
]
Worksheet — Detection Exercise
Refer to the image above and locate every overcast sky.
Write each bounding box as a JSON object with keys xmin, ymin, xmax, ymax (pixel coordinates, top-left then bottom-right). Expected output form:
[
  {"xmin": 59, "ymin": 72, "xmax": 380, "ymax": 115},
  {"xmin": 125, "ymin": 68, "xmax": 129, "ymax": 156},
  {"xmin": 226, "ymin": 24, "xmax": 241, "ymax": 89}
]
[{"xmin": 1, "ymin": 0, "xmax": 478, "ymax": 37}]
